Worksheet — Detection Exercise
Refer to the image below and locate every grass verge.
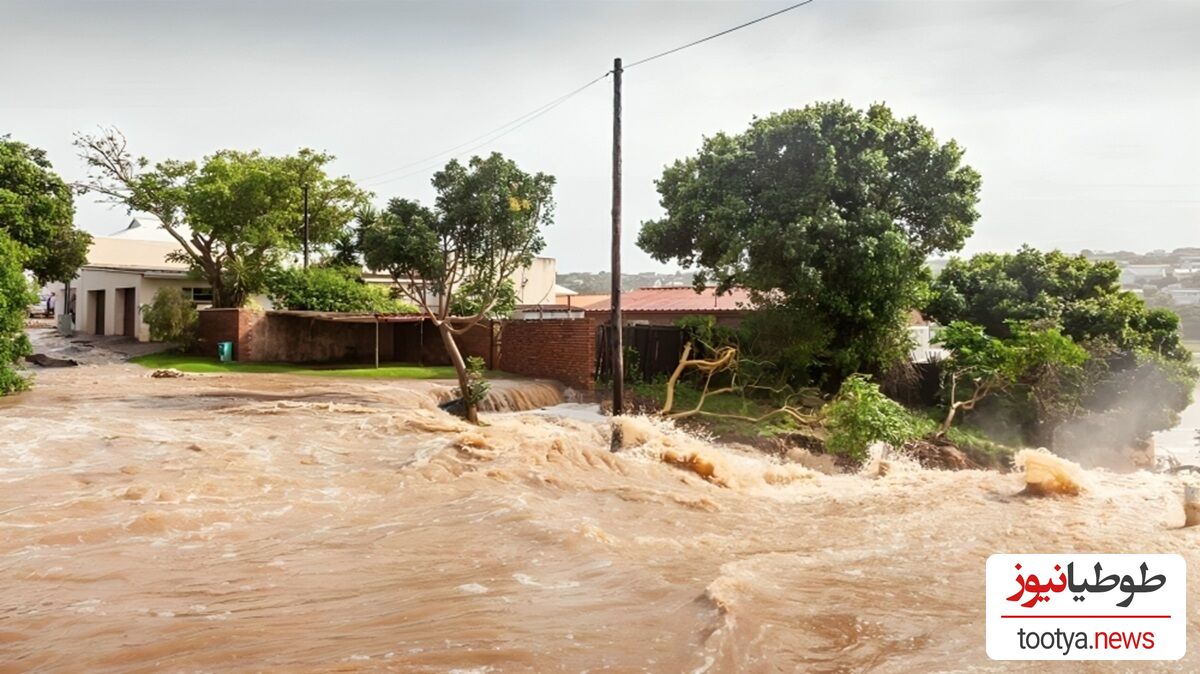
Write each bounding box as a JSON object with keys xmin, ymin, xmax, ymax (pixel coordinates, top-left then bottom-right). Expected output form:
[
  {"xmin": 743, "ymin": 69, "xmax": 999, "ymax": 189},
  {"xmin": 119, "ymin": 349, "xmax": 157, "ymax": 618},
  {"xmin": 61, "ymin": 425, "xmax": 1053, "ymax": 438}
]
[{"xmin": 129, "ymin": 352, "xmax": 464, "ymax": 380}]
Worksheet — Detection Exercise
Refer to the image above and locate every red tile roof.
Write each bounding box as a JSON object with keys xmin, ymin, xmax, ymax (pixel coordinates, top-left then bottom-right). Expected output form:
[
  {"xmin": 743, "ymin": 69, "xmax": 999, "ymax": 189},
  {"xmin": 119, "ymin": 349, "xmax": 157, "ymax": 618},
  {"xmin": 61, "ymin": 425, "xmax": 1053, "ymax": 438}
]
[{"xmin": 584, "ymin": 286, "xmax": 754, "ymax": 313}]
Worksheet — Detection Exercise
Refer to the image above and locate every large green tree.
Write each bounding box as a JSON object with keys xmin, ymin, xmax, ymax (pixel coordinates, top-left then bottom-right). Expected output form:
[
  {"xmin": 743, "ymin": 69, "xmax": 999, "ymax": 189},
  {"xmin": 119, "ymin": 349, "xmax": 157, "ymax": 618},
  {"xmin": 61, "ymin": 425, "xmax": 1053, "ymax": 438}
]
[
  {"xmin": 0, "ymin": 136, "xmax": 91, "ymax": 283},
  {"xmin": 927, "ymin": 247, "xmax": 1197, "ymax": 449},
  {"xmin": 361, "ymin": 153, "xmax": 554, "ymax": 423},
  {"xmin": 74, "ymin": 128, "xmax": 368, "ymax": 307},
  {"xmin": 638, "ymin": 101, "xmax": 981, "ymax": 383},
  {"xmin": 0, "ymin": 231, "xmax": 37, "ymax": 394}
]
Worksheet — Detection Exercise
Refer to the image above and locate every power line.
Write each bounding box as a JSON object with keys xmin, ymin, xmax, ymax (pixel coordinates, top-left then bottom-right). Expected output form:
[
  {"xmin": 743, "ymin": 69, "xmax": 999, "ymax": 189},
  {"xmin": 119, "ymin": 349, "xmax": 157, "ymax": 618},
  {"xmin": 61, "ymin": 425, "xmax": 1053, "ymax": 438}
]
[
  {"xmin": 360, "ymin": 71, "xmax": 610, "ymax": 187},
  {"xmin": 624, "ymin": 0, "xmax": 816, "ymax": 70},
  {"xmin": 360, "ymin": 1, "xmax": 816, "ymax": 187}
]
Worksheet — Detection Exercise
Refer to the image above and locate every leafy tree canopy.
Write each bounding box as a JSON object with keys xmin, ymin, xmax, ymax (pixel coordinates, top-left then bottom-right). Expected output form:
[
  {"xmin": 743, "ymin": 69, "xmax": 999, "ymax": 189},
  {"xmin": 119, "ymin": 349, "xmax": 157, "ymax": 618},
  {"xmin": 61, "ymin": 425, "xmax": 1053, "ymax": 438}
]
[
  {"xmin": 927, "ymin": 246, "xmax": 1190, "ymax": 362},
  {"xmin": 637, "ymin": 101, "xmax": 981, "ymax": 381},
  {"xmin": 0, "ymin": 231, "xmax": 37, "ymax": 394},
  {"xmin": 75, "ymin": 128, "xmax": 368, "ymax": 308},
  {"xmin": 266, "ymin": 266, "xmax": 416, "ymax": 314},
  {"xmin": 0, "ymin": 136, "xmax": 91, "ymax": 283},
  {"xmin": 361, "ymin": 153, "xmax": 554, "ymax": 423}
]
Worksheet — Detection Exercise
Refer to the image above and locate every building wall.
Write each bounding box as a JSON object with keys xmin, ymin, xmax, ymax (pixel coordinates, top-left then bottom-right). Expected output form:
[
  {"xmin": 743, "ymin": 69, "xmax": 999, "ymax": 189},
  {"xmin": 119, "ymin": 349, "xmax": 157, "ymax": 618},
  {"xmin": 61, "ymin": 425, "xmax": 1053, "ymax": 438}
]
[
  {"xmin": 510, "ymin": 256, "xmax": 557, "ymax": 305},
  {"xmin": 196, "ymin": 309, "xmax": 397, "ymax": 363},
  {"xmin": 59, "ymin": 270, "xmax": 209, "ymax": 342}
]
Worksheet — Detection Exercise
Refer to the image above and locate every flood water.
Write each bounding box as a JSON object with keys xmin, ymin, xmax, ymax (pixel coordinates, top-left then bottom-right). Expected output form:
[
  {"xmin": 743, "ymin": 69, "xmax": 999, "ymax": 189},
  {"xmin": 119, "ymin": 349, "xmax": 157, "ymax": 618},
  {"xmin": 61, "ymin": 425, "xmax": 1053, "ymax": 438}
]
[{"xmin": 3, "ymin": 341, "xmax": 1200, "ymax": 672}]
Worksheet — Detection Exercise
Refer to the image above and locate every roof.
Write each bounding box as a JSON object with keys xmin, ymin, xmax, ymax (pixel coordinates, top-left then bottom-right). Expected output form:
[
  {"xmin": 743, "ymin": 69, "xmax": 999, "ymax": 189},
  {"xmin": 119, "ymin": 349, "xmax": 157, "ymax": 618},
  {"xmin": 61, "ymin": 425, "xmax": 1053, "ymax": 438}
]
[
  {"xmin": 84, "ymin": 237, "xmax": 188, "ymax": 270},
  {"xmin": 264, "ymin": 310, "xmax": 427, "ymax": 324},
  {"xmin": 552, "ymin": 283, "xmax": 577, "ymax": 297},
  {"xmin": 82, "ymin": 264, "xmax": 193, "ymax": 279},
  {"xmin": 107, "ymin": 216, "xmax": 194, "ymax": 243},
  {"xmin": 584, "ymin": 286, "xmax": 754, "ymax": 313},
  {"xmin": 560, "ymin": 293, "xmax": 609, "ymax": 308}
]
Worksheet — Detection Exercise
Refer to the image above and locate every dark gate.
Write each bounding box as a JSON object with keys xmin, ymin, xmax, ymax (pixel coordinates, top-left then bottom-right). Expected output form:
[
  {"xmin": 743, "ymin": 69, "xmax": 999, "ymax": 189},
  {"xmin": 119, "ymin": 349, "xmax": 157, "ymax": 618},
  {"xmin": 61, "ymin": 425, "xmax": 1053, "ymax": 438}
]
[{"xmin": 595, "ymin": 324, "xmax": 686, "ymax": 382}]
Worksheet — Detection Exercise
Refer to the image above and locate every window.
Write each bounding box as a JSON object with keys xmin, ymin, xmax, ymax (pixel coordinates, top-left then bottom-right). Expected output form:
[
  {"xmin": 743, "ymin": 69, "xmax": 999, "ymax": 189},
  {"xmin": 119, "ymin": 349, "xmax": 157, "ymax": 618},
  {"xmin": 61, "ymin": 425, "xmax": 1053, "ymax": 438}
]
[{"xmin": 182, "ymin": 287, "xmax": 214, "ymax": 303}]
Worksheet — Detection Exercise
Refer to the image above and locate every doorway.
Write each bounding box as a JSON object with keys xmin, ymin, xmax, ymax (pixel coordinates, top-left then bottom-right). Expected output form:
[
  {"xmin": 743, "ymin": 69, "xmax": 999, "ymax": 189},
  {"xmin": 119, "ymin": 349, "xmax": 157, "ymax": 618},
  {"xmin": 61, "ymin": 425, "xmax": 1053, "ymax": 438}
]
[
  {"xmin": 86, "ymin": 290, "xmax": 106, "ymax": 335},
  {"xmin": 119, "ymin": 287, "xmax": 137, "ymax": 338}
]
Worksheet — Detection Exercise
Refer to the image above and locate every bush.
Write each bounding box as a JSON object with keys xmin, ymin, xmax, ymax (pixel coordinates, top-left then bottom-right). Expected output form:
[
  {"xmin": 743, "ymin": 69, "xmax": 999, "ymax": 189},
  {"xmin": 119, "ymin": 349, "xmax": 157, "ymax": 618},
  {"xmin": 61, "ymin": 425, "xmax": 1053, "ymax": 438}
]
[
  {"xmin": 142, "ymin": 287, "xmax": 199, "ymax": 344},
  {"xmin": 825, "ymin": 374, "xmax": 920, "ymax": 462},
  {"xmin": 460, "ymin": 355, "xmax": 491, "ymax": 405},
  {"xmin": 266, "ymin": 266, "xmax": 416, "ymax": 314},
  {"xmin": 0, "ymin": 231, "xmax": 36, "ymax": 394}
]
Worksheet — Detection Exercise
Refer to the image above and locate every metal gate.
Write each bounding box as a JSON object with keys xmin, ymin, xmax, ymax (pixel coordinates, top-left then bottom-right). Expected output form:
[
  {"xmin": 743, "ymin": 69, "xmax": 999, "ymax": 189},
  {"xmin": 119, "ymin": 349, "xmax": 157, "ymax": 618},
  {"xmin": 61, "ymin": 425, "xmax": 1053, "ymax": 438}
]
[{"xmin": 595, "ymin": 324, "xmax": 687, "ymax": 382}]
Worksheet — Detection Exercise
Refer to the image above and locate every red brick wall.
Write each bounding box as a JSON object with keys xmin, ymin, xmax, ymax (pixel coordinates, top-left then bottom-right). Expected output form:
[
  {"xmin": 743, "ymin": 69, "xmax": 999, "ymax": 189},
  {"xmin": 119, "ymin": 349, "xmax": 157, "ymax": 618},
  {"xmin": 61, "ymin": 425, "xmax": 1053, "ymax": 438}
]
[
  {"xmin": 195, "ymin": 308, "xmax": 258, "ymax": 359},
  {"xmin": 498, "ymin": 318, "xmax": 596, "ymax": 390},
  {"xmin": 197, "ymin": 310, "xmax": 596, "ymax": 390},
  {"xmin": 197, "ymin": 309, "xmax": 394, "ymax": 364}
]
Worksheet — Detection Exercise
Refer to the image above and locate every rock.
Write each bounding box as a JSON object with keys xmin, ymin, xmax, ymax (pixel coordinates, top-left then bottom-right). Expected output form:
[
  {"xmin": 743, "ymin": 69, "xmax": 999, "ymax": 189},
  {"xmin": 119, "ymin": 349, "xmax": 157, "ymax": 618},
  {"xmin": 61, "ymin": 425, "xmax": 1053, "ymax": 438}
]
[
  {"xmin": 900, "ymin": 437, "xmax": 981, "ymax": 471},
  {"xmin": 151, "ymin": 369, "xmax": 185, "ymax": 378},
  {"xmin": 24, "ymin": 353, "xmax": 78, "ymax": 367}
]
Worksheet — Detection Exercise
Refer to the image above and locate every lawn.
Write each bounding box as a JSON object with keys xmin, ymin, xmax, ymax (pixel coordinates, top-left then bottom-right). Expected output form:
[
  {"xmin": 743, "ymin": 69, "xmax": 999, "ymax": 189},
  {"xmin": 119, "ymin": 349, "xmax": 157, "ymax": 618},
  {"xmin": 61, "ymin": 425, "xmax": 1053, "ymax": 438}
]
[{"xmin": 128, "ymin": 352, "xmax": 463, "ymax": 380}]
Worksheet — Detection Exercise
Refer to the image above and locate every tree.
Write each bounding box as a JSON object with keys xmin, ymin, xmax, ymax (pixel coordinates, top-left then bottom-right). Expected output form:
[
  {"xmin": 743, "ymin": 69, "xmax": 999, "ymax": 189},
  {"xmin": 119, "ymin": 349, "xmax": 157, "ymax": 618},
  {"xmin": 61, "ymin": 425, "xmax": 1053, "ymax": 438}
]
[
  {"xmin": 934, "ymin": 321, "xmax": 1086, "ymax": 436},
  {"xmin": 926, "ymin": 247, "xmax": 1196, "ymax": 446},
  {"xmin": 265, "ymin": 266, "xmax": 416, "ymax": 313},
  {"xmin": 638, "ymin": 101, "xmax": 981, "ymax": 384},
  {"xmin": 74, "ymin": 128, "xmax": 367, "ymax": 307},
  {"xmin": 0, "ymin": 136, "xmax": 91, "ymax": 283},
  {"xmin": 0, "ymin": 231, "xmax": 37, "ymax": 394},
  {"xmin": 361, "ymin": 153, "xmax": 554, "ymax": 423}
]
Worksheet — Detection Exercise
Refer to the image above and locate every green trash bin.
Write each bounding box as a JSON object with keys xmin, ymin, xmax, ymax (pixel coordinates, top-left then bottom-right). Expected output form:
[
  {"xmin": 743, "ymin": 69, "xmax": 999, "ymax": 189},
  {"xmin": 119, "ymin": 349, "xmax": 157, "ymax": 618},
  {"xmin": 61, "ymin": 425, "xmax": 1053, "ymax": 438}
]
[{"xmin": 217, "ymin": 341, "xmax": 234, "ymax": 362}]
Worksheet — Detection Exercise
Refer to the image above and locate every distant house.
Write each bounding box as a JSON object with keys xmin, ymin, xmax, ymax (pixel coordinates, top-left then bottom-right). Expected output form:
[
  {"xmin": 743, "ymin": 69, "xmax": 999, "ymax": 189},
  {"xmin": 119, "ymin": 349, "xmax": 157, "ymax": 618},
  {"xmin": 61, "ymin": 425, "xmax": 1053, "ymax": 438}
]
[
  {"xmin": 50, "ymin": 219, "xmax": 210, "ymax": 342},
  {"xmin": 1165, "ymin": 288, "xmax": 1200, "ymax": 306},
  {"xmin": 362, "ymin": 255, "xmax": 564, "ymax": 308},
  {"xmin": 1120, "ymin": 264, "xmax": 1169, "ymax": 286},
  {"xmin": 908, "ymin": 310, "xmax": 949, "ymax": 364},
  {"xmin": 582, "ymin": 286, "xmax": 755, "ymax": 326}
]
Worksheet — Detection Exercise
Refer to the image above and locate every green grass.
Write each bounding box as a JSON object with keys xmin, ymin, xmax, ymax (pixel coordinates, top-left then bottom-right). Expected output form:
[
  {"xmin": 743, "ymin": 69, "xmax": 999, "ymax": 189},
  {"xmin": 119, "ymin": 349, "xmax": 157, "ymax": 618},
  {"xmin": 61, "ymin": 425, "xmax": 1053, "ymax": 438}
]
[{"xmin": 128, "ymin": 352, "xmax": 463, "ymax": 380}]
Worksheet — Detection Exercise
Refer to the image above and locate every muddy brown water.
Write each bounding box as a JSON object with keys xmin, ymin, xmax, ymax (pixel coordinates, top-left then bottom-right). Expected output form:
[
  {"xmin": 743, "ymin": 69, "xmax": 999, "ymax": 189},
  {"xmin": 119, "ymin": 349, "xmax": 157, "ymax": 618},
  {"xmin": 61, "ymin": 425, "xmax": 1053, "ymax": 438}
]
[{"xmin": 3, "ymin": 350, "xmax": 1200, "ymax": 672}]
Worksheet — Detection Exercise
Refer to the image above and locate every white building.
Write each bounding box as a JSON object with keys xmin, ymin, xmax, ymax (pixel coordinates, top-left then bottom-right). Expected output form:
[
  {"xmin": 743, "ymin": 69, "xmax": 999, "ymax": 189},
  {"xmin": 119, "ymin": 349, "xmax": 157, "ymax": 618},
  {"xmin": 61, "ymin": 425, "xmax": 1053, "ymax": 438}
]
[
  {"xmin": 51, "ymin": 220, "xmax": 210, "ymax": 342},
  {"xmin": 363, "ymin": 255, "xmax": 565, "ymax": 309},
  {"xmin": 1165, "ymin": 288, "xmax": 1200, "ymax": 306},
  {"xmin": 1119, "ymin": 264, "xmax": 1169, "ymax": 285},
  {"xmin": 908, "ymin": 310, "xmax": 949, "ymax": 364}
]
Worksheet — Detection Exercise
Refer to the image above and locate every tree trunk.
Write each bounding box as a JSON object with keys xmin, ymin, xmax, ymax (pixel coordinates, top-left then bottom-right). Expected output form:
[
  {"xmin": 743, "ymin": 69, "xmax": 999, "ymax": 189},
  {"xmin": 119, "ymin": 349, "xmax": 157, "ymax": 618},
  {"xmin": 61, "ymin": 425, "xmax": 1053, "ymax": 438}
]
[
  {"xmin": 438, "ymin": 321, "xmax": 479, "ymax": 424},
  {"xmin": 939, "ymin": 403, "xmax": 959, "ymax": 436}
]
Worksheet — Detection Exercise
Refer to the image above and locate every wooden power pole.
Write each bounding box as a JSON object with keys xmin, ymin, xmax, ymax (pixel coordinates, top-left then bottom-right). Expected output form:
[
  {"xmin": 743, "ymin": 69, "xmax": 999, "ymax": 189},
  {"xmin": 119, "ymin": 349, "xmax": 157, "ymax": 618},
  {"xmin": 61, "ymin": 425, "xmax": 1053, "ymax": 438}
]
[
  {"xmin": 610, "ymin": 57, "xmax": 625, "ymax": 428},
  {"xmin": 302, "ymin": 184, "xmax": 310, "ymax": 269}
]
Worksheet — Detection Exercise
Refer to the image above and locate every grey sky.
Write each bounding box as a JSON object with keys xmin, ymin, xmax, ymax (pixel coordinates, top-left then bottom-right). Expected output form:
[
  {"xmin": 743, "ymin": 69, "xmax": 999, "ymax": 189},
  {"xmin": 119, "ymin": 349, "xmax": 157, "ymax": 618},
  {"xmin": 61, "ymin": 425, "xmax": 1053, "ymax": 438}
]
[{"xmin": 2, "ymin": 0, "xmax": 1197, "ymax": 272}]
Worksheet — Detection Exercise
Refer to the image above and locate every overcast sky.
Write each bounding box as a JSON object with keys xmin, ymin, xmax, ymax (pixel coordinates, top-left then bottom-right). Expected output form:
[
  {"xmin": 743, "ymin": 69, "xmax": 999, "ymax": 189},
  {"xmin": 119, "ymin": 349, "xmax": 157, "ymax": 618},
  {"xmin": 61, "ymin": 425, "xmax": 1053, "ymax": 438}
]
[{"xmin": 2, "ymin": 0, "xmax": 1197, "ymax": 272}]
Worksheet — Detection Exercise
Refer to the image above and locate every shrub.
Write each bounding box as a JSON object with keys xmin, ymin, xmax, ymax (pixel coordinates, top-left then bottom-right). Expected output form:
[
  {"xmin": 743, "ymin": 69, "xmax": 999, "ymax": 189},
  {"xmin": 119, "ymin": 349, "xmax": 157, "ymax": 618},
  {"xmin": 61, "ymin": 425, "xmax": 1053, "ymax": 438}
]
[
  {"xmin": 142, "ymin": 287, "xmax": 199, "ymax": 344},
  {"xmin": 0, "ymin": 231, "xmax": 35, "ymax": 394},
  {"xmin": 460, "ymin": 355, "xmax": 491, "ymax": 406},
  {"xmin": 825, "ymin": 374, "xmax": 919, "ymax": 462},
  {"xmin": 266, "ymin": 266, "xmax": 416, "ymax": 313}
]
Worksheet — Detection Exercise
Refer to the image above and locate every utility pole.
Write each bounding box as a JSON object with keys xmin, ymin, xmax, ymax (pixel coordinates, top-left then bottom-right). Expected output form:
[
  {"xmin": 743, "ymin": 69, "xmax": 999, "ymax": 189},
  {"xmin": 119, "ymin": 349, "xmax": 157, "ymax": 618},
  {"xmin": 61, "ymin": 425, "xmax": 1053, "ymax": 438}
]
[
  {"xmin": 610, "ymin": 57, "xmax": 625, "ymax": 435},
  {"xmin": 302, "ymin": 184, "xmax": 310, "ymax": 269}
]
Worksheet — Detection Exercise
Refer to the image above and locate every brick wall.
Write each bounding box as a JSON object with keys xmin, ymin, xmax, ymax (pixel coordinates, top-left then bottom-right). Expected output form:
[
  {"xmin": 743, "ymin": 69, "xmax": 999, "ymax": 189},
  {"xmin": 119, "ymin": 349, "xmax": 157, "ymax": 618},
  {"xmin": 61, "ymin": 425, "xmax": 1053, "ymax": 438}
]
[
  {"xmin": 197, "ymin": 309, "xmax": 394, "ymax": 363},
  {"xmin": 195, "ymin": 308, "xmax": 258, "ymax": 359},
  {"xmin": 196, "ymin": 310, "xmax": 596, "ymax": 390},
  {"xmin": 497, "ymin": 318, "xmax": 596, "ymax": 390}
]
